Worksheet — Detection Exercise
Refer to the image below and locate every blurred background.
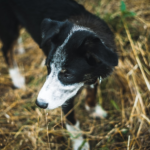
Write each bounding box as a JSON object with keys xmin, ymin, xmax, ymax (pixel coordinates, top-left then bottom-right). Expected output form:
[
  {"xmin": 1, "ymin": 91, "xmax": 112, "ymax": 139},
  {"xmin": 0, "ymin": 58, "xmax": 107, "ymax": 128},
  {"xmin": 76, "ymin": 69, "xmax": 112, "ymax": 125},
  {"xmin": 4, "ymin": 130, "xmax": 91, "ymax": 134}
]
[{"xmin": 0, "ymin": 0, "xmax": 150, "ymax": 149}]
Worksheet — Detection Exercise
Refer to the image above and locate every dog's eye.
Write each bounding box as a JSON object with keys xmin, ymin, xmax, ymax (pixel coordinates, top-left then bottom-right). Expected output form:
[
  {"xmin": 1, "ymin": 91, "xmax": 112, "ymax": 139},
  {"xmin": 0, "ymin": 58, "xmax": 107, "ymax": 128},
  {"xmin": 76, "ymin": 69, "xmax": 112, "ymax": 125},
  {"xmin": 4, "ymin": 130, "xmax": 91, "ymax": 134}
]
[
  {"xmin": 60, "ymin": 69, "xmax": 67, "ymax": 73},
  {"xmin": 58, "ymin": 70, "xmax": 75, "ymax": 84},
  {"xmin": 63, "ymin": 72, "xmax": 72, "ymax": 79},
  {"xmin": 60, "ymin": 71, "xmax": 73, "ymax": 79}
]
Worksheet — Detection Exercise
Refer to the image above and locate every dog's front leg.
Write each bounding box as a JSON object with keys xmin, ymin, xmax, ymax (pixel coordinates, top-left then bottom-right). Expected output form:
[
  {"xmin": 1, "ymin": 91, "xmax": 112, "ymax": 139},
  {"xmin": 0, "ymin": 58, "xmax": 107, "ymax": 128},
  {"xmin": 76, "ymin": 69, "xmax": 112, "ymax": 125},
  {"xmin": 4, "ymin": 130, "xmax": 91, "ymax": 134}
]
[
  {"xmin": 62, "ymin": 97, "xmax": 90, "ymax": 150},
  {"xmin": 85, "ymin": 84, "xmax": 107, "ymax": 119}
]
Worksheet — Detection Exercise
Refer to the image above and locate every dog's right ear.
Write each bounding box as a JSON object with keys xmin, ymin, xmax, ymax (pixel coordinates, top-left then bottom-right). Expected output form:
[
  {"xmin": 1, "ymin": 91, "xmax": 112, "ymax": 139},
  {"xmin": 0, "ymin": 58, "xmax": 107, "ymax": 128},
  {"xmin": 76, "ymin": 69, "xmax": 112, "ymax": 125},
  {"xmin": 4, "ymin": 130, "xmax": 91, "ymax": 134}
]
[{"xmin": 40, "ymin": 18, "xmax": 65, "ymax": 48}]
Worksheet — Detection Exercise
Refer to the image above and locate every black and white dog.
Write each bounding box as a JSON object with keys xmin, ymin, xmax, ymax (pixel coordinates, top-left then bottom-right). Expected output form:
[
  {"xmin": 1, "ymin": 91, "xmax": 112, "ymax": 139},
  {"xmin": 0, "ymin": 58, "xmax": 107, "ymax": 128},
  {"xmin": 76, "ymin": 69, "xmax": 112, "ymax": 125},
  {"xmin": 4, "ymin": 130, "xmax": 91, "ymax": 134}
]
[{"xmin": 0, "ymin": 0, "xmax": 118, "ymax": 149}]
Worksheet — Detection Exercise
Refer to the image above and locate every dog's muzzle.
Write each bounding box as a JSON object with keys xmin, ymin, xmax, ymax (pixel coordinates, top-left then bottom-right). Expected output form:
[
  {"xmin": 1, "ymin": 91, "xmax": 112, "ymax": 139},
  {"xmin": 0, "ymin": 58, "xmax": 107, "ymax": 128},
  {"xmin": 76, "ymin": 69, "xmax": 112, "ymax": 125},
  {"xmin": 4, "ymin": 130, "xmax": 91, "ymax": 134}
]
[{"xmin": 35, "ymin": 99, "xmax": 48, "ymax": 109}]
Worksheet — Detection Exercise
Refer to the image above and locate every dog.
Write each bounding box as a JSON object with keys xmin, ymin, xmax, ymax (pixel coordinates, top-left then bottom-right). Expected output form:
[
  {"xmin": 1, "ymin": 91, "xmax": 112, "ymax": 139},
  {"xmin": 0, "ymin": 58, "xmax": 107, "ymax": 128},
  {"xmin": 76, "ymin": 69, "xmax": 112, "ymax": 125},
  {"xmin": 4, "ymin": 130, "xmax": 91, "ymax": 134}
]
[{"xmin": 0, "ymin": 0, "xmax": 118, "ymax": 149}]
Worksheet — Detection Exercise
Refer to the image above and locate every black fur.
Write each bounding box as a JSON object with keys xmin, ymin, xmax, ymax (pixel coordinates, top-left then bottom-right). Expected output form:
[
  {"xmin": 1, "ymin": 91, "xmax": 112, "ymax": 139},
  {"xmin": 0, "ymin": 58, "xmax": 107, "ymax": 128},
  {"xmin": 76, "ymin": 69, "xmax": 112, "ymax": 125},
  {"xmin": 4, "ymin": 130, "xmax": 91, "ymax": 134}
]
[{"xmin": 0, "ymin": 0, "xmax": 118, "ymax": 125}]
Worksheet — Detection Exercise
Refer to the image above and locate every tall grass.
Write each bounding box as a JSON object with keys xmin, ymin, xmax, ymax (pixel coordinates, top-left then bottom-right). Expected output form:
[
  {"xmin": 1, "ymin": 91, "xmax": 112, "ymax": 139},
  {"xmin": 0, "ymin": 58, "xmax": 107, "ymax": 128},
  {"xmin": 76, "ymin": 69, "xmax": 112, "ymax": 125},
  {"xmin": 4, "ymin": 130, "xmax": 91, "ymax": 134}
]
[{"xmin": 0, "ymin": 0, "xmax": 150, "ymax": 149}]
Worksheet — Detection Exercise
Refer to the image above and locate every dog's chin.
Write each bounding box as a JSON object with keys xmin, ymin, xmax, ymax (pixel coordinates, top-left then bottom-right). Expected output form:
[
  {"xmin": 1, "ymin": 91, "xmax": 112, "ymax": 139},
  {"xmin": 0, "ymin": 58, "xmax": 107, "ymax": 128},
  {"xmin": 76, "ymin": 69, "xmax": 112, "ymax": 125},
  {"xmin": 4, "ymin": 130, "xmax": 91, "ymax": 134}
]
[
  {"xmin": 46, "ymin": 105, "xmax": 57, "ymax": 110},
  {"xmin": 46, "ymin": 104, "xmax": 61, "ymax": 110},
  {"xmin": 46, "ymin": 101, "xmax": 65, "ymax": 110}
]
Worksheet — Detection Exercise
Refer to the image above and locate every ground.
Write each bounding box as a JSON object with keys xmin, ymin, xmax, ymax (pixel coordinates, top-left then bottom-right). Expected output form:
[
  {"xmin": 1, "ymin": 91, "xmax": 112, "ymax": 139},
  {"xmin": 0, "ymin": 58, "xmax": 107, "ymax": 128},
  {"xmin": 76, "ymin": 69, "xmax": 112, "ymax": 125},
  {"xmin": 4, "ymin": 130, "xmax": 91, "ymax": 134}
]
[{"xmin": 0, "ymin": 0, "xmax": 150, "ymax": 149}]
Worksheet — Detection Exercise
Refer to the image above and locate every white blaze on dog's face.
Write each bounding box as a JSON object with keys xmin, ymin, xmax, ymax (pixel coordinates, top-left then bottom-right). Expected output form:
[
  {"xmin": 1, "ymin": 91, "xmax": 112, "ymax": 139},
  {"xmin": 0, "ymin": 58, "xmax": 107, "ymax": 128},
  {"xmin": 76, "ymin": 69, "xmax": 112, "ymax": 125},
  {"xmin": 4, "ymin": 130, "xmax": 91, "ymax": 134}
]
[
  {"xmin": 37, "ymin": 45, "xmax": 83, "ymax": 110},
  {"xmin": 37, "ymin": 25, "xmax": 89, "ymax": 109},
  {"xmin": 36, "ymin": 19, "xmax": 118, "ymax": 109}
]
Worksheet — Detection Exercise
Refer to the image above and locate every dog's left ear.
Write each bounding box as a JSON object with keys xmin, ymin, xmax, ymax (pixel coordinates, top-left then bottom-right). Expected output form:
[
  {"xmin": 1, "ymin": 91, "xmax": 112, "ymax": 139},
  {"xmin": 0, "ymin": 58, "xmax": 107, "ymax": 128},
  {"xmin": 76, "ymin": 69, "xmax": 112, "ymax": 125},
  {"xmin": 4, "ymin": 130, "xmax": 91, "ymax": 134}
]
[
  {"xmin": 40, "ymin": 18, "xmax": 66, "ymax": 48},
  {"xmin": 82, "ymin": 36, "xmax": 118, "ymax": 66}
]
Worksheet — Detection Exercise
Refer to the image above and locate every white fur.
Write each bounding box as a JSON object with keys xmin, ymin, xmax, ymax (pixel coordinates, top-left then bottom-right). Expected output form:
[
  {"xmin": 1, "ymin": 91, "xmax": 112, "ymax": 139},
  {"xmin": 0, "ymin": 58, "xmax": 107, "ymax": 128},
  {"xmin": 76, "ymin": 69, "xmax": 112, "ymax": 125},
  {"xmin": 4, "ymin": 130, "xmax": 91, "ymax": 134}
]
[
  {"xmin": 37, "ymin": 43, "xmax": 83, "ymax": 109},
  {"xmin": 61, "ymin": 25, "xmax": 92, "ymax": 47},
  {"xmin": 17, "ymin": 37, "xmax": 25, "ymax": 54},
  {"xmin": 99, "ymin": 76, "xmax": 102, "ymax": 84},
  {"xmin": 90, "ymin": 84, "xmax": 94, "ymax": 88},
  {"xmin": 37, "ymin": 25, "xmax": 92, "ymax": 109},
  {"xmin": 66, "ymin": 121, "xmax": 90, "ymax": 150},
  {"xmin": 37, "ymin": 65, "xmax": 83, "ymax": 109},
  {"xmin": 85, "ymin": 104, "xmax": 107, "ymax": 119},
  {"xmin": 9, "ymin": 67, "xmax": 25, "ymax": 89}
]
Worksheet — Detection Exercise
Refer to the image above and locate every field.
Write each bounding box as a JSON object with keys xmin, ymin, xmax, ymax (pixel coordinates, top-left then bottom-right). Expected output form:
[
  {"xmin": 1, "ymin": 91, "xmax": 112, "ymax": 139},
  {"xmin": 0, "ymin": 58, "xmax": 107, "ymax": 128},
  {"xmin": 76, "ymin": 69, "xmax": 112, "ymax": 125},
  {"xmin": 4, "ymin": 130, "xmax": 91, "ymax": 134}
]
[{"xmin": 0, "ymin": 0, "xmax": 150, "ymax": 149}]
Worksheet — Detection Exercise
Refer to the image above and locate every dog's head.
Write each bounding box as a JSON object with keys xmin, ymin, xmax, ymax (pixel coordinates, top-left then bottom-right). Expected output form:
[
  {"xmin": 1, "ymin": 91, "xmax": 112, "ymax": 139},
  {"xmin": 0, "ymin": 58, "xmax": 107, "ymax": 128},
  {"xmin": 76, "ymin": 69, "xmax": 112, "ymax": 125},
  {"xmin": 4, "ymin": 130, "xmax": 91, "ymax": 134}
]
[{"xmin": 36, "ymin": 18, "xmax": 118, "ymax": 109}]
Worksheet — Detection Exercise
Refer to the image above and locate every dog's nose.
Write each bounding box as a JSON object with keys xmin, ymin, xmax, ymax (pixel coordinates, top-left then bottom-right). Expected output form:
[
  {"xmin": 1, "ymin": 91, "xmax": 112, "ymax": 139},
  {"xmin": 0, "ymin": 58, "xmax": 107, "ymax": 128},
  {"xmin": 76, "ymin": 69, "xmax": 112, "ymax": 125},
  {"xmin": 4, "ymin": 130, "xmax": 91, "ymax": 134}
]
[{"xmin": 35, "ymin": 99, "xmax": 48, "ymax": 109}]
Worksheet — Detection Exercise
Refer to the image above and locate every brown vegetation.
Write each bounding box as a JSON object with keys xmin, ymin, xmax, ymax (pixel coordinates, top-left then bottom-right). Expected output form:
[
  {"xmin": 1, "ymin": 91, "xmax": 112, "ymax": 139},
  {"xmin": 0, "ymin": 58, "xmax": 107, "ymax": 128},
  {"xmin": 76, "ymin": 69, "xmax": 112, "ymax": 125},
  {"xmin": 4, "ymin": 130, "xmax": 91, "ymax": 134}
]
[{"xmin": 0, "ymin": 0, "xmax": 150, "ymax": 149}]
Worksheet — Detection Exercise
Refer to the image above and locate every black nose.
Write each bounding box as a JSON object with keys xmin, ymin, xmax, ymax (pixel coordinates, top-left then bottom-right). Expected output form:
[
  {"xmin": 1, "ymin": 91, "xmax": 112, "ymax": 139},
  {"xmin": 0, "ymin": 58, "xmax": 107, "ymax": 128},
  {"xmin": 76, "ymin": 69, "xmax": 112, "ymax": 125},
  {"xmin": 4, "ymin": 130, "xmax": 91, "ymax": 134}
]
[{"xmin": 35, "ymin": 99, "xmax": 48, "ymax": 109}]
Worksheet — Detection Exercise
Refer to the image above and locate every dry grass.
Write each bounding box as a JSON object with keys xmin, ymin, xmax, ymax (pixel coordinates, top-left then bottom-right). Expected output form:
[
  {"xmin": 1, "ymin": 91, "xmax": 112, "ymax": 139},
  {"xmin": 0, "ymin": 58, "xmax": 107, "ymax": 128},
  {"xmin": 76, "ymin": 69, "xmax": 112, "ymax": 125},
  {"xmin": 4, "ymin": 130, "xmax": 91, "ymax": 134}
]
[{"xmin": 0, "ymin": 0, "xmax": 150, "ymax": 149}]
